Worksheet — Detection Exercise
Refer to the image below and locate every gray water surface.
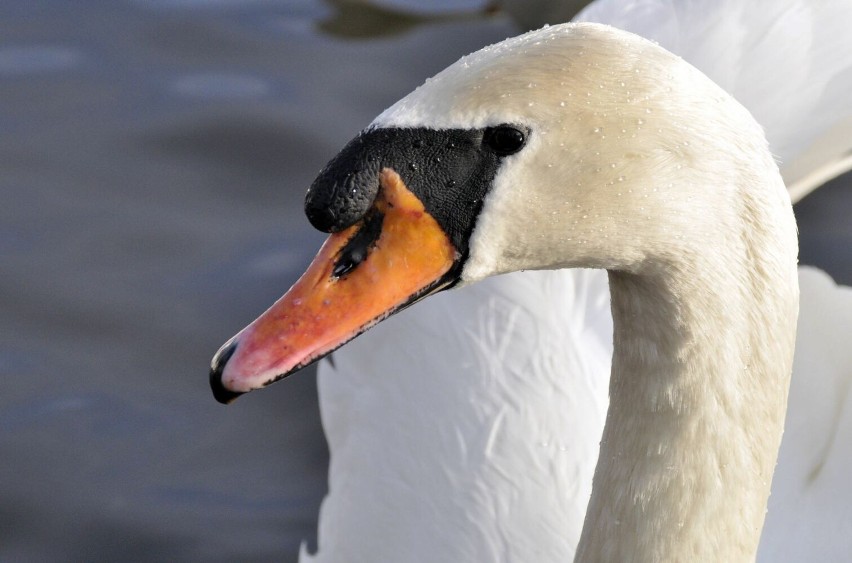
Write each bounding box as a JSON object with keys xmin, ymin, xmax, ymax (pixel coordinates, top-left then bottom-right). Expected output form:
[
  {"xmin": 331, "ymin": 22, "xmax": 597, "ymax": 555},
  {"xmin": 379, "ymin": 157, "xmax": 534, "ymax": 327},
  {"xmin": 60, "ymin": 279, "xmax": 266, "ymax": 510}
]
[
  {"xmin": 2, "ymin": 1, "xmax": 850, "ymax": 560},
  {"xmin": 0, "ymin": 1, "xmax": 518, "ymax": 560}
]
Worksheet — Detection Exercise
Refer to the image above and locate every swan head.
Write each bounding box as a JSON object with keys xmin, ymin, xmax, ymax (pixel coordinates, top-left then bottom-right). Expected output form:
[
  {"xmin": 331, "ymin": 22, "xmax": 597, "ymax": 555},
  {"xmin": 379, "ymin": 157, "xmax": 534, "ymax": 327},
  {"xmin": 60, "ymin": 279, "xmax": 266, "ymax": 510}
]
[{"xmin": 210, "ymin": 22, "xmax": 793, "ymax": 402}]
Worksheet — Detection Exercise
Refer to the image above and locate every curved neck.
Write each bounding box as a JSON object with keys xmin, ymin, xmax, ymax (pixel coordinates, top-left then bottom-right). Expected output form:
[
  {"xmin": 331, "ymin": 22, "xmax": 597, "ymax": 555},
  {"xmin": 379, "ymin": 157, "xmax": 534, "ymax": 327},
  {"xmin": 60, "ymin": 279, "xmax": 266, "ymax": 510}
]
[{"xmin": 576, "ymin": 253, "xmax": 798, "ymax": 561}]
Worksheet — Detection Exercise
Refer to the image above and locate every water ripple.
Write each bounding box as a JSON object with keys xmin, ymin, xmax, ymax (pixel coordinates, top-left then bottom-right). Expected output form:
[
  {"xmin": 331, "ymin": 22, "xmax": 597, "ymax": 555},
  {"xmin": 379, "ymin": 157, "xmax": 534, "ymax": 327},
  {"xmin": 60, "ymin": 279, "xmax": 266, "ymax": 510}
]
[
  {"xmin": 171, "ymin": 72, "xmax": 271, "ymax": 99},
  {"xmin": 0, "ymin": 45, "xmax": 84, "ymax": 75}
]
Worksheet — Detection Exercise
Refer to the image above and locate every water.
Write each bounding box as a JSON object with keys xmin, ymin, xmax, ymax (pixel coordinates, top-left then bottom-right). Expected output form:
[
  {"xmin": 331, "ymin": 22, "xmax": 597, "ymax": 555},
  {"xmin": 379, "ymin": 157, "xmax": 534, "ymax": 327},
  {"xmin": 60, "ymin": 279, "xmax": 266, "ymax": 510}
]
[
  {"xmin": 0, "ymin": 1, "xmax": 517, "ymax": 560},
  {"xmin": 1, "ymin": 1, "xmax": 850, "ymax": 560}
]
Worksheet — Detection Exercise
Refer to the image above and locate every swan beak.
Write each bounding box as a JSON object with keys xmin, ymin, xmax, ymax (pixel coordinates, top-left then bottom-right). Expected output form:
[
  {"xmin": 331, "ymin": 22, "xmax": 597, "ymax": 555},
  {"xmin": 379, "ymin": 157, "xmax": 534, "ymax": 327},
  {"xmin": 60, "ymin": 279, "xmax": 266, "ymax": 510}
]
[{"xmin": 209, "ymin": 168, "xmax": 458, "ymax": 403}]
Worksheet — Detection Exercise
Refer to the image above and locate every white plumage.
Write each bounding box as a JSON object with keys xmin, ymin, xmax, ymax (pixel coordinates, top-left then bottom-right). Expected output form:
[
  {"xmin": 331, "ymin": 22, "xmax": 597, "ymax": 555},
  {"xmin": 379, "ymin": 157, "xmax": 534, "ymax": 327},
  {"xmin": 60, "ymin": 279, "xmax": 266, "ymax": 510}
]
[
  {"xmin": 577, "ymin": 0, "xmax": 852, "ymax": 201},
  {"xmin": 762, "ymin": 267, "xmax": 852, "ymax": 561},
  {"xmin": 312, "ymin": 269, "xmax": 612, "ymax": 561},
  {"xmin": 302, "ymin": 1, "xmax": 852, "ymax": 561}
]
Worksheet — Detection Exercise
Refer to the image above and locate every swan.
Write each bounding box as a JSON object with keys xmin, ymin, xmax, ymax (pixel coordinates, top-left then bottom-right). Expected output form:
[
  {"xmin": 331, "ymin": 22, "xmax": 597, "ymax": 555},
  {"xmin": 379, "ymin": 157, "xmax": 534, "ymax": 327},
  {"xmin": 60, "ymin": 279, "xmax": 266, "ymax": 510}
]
[{"xmin": 209, "ymin": 4, "xmax": 852, "ymax": 561}]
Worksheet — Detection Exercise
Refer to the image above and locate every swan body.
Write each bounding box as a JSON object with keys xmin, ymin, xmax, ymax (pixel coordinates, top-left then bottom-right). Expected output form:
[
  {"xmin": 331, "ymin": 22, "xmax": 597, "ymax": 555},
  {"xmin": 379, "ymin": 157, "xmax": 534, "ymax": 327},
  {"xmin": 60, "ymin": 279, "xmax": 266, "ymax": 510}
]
[
  {"xmin": 208, "ymin": 2, "xmax": 852, "ymax": 561},
  {"xmin": 313, "ymin": 268, "xmax": 613, "ymax": 561},
  {"xmin": 291, "ymin": 4, "xmax": 852, "ymax": 562},
  {"xmin": 297, "ymin": 19, "xmax": 802, "ymax": 562},
  {"xmin": 352, "ymin": 20, "xmax": 796, "ymax": 560},
  {"xmin": 763, "ymin": 266, "xmax": 852, "ymax": 561}
]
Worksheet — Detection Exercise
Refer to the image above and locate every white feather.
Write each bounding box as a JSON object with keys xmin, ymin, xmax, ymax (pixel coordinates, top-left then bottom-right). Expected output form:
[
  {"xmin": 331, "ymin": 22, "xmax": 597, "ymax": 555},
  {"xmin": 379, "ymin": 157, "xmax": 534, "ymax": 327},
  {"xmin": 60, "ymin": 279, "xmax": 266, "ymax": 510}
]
[
  {"xmin": 760, "ymin": 267, "xmax": 852, "ymax": 561},
  {"xmin": 576, "ymin": 0, "xmax": 852, "ymax": 200},
  {"xmin": 308, "ymin": 269, "xmax": 611, "ymax": 562}
]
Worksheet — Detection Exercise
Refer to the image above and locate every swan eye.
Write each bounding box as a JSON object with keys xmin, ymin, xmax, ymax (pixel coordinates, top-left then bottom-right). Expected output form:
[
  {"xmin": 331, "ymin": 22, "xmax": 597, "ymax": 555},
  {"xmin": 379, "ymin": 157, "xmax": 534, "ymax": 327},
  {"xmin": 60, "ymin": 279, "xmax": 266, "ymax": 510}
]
[{"xmin": 484, "ymin": 125, "xmax": 526, "ymax": 156}]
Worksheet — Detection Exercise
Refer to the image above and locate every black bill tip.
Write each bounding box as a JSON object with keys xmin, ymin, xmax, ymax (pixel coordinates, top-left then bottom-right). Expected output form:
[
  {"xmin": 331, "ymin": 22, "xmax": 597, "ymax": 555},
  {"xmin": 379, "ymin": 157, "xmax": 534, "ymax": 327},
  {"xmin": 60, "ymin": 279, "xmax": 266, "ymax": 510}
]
[{"xmin": 209, "ymin": 340, "xmax": 244, "ymax": 405}]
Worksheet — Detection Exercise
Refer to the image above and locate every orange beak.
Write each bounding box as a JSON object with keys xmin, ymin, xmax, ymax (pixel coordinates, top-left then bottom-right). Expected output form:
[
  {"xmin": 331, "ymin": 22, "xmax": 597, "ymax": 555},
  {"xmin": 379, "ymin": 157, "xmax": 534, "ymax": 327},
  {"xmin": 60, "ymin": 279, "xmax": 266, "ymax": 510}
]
[{"xmin": 210, "ymin": 168, "xmax": 458, "ymax": 403}]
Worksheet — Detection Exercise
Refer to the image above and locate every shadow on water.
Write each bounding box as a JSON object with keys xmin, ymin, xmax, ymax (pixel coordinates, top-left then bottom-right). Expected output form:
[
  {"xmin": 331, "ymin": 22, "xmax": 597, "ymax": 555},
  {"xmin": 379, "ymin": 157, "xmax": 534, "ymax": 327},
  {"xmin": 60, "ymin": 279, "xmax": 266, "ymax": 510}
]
[
  {"xmin": 317, "ymin": 0, "xmax": 498, "ymax": 39},
  {"xmin": 138, "ymin": 115, "xmax": 331, "ymax": 198}
]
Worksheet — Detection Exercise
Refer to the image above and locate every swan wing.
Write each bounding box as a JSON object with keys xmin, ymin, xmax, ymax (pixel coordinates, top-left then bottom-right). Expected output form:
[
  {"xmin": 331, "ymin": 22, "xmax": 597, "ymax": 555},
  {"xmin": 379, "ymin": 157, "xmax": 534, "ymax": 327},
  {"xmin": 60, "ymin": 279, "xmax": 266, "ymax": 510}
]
[
  {"xmin": 305, "ymin": 269, "xmax": 611, "ymax": 562},
  {"xmin": 757, "ymin": 267, "xmax": 852, "ymax": 560}
]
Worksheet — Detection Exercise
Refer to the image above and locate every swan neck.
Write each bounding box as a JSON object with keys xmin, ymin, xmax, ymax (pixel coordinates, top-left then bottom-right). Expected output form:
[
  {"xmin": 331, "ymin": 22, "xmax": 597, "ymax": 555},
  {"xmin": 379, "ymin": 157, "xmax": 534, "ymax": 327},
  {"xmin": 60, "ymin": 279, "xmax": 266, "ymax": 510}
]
[{"xmin": 576, "ymin": 263, "xmax": 797, "ymax": 562}]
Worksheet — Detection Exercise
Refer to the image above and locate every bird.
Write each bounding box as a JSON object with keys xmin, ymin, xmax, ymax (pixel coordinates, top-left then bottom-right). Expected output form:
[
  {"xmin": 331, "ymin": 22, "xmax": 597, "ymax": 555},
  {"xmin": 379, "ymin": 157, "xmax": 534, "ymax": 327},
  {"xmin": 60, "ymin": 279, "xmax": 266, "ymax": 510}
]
[{"xmin": 209, "ymin": 2, "xmax": 852, "ymax": 561}]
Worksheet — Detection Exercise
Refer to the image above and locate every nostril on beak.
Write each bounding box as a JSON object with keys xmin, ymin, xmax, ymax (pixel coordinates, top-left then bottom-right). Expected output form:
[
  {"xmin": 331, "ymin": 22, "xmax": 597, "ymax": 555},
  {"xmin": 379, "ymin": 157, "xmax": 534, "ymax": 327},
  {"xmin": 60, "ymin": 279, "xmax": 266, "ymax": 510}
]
[{"xmin": 209, "ymin": 340, "xmax": 244, "ymax": 405}]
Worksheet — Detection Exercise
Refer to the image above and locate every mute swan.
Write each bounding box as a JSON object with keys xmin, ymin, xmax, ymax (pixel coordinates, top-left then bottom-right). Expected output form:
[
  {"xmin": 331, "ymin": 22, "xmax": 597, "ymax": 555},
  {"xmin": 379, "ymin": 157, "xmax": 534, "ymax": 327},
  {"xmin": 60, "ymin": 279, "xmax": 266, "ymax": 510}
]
[{"xmin": 210, "ymin": 4, "xmax": 852, "ymax": 562}]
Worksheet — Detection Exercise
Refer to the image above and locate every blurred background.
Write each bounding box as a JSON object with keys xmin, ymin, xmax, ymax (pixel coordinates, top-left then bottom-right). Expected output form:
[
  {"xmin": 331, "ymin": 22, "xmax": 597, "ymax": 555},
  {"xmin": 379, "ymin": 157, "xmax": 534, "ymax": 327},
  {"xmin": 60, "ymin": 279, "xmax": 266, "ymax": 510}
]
[{"xmin": 2, "ymin": 0, "xmax": 849, "ymax": 560}]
